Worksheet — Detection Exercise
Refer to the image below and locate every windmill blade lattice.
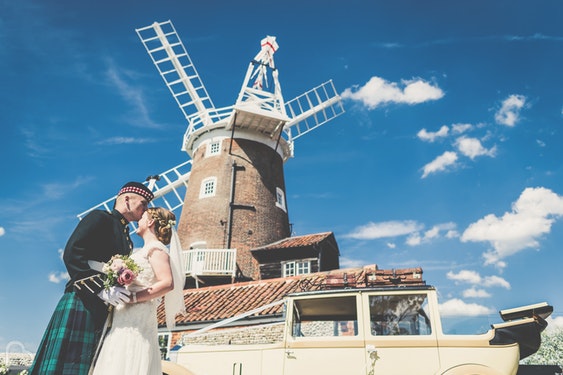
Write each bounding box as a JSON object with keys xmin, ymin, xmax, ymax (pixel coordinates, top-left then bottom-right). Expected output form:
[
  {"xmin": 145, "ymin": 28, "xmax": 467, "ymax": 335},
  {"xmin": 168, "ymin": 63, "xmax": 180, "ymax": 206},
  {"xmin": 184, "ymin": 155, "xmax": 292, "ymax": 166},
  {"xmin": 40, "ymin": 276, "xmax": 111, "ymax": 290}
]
[
  {"xmin": 283, "ymin": 80, "xmax": 345, "ymax": 147},
  {"xmin": 77, "ymin": 21, "xmax": 345, "ymax": 237},
  {"xmin": 77, "ymin": 160, "xmax": 192, "ymax": 233},
  {"xmin": 136, "ymin": 21, "xmax": 232, "ymax": 140}
]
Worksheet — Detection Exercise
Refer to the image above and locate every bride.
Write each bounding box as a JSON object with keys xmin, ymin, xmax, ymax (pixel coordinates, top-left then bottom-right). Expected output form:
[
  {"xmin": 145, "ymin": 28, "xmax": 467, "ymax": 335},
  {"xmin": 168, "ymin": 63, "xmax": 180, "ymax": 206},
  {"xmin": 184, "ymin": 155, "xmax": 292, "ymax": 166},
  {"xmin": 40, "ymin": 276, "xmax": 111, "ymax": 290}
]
[{"xmin": 91, "ymin": 207, "xmax": 186, "ymax": 374}]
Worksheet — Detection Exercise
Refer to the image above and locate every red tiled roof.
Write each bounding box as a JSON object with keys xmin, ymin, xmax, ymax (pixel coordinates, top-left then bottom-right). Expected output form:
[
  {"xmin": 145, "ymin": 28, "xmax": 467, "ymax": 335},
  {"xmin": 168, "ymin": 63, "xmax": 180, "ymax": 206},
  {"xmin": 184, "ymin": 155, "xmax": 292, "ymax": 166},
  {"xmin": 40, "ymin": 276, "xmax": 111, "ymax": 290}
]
[
  {"xmin": 250, "ymin": 232, "xmax": 334, "ymax": 252},
  {"xmin": 157, "ymin": 265, "xmax": 424, "ymax": 327}
]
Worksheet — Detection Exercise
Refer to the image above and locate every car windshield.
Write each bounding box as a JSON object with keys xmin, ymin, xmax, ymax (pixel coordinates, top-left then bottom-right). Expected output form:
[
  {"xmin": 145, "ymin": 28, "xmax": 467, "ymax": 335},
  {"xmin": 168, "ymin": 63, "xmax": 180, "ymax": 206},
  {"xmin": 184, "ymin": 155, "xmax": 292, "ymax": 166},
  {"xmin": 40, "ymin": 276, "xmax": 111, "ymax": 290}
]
[{"xmin": 368, "ymin": 293, "xmax": 432, "ymax": 336}]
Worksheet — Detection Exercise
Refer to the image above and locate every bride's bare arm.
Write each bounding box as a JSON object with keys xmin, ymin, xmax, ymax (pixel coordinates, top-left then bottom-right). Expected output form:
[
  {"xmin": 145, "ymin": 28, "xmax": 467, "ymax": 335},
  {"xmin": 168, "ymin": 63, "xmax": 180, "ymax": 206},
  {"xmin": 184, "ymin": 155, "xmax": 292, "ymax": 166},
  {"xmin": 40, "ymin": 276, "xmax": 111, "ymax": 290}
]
[{"xmin": 132, "ymin": 248, "xmax": 174, "ymax": 303}]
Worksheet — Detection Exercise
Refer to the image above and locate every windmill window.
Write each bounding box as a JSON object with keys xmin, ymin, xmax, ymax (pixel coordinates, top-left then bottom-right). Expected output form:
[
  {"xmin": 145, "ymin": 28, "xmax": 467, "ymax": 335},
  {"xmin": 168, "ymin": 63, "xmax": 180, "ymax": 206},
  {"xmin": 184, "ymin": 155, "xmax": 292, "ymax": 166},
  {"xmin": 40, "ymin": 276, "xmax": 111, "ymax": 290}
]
[
  {"xmin": 283, "ymin": 259, "xmax": 312, "ymax": 277},
  {"xmin": 207, "ymin": 141, "xmax": 221, "ymax": 156},
  {"xmin": 275, "ymin": 187, "xmax": 287, "ymax": 212},
  {"xmin": 199, "ymin": 177, "xmax": 217, "ymax": 198}
]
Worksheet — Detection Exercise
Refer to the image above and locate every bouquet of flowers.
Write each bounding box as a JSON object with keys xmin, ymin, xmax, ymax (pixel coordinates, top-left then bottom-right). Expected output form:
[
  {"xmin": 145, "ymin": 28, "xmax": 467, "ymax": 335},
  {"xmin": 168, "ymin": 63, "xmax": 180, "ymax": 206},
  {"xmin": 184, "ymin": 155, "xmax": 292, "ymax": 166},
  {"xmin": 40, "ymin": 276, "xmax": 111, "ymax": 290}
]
[{"xmin": 102, "ymin": 254, "xmax": 142, "ymax": 290}]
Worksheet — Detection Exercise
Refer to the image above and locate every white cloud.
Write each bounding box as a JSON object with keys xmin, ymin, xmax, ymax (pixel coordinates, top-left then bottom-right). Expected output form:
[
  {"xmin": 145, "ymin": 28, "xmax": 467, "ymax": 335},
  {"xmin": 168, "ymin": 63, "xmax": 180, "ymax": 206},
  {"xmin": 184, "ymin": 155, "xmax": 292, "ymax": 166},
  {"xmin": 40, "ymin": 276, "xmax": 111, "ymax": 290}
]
[
  {"xmin": 455, "ymin": 136, "xmax": 496, "ymax": 160},
  {"xmin": 447, "ymin": 270, "xmax": 511, "ymax": 289},
  {"xmin": 417, "ymin": 123, "xmax": 473, "ymax": 143},
  {"xmin": 439, "ymin": 298, "xmax": 495, "ymax": 316},
  {"xmin": 421, "ymin": 151, "xmax": 458, "ymax": 178},
  {"xmin": 21, "ymin": 126, "xmax": 52, "ymax": 159},
  {"xmin": 482, "ymin": 275, "xmax": 511, "ymax": 289},
  {"xmin": 417, "ymin": 125, "xmax": 449, "ymax": 142},
  {"xmin": 41, "ymin": 177, "xmax": 93, "ymax": 200},
  {"xmin": 406, "ymin": 233, "xmax": 422, "ymax": 246},
  {"xmin": 494, "ymin": 94, "xmax": 527, "ymax": 126},
  {"xmin": 341, "ymin": 76, "xmax": 444, "ymax": 109},
  {"xmin": 461, "ymin": 187, "xmax": 563, "ymax": 267},
  {"xmin": 403, "ymin": 79, "xmax": 445, "ymax": 103},
  {"xmin": 97, "ymin": 137, "xmax": 155, "ymax": 145},
  {"xmin": 339, "ymin": 257, "xmax": 365, "ymax": 268},
  {"xmin": 424, "ymin": 226, "xmax": 441, "ymax": 239},
  {"xmin": 463, "ymin": 288, "xmax": 491, "ymax": 298},
  {"xmin": 104, "ymin": 60, "xmax": 161, "ymax": 129},
  {"xmin": 447, "ymin": 270, "xmax": 482, "ymax": 284},
  {"xmin": 345, "ymin": 220, "xmax": 423, "ymax": 240},
  {"xmin": 0, "ymin": 227, "xmax": 4, "ymax": 237},
  {"xmin": 406, "ymin": 222, "xmax": 457, "ymax": 246},
  {"xmin": 451, "ymin": 123, "xmax": 473, "ymax": 134},
  {"xmin": 546, "ymin": 316, "xmax": 563, "ymax": 332},
  {"xmin": 49, "ymin": 271, "xmax": 70, "ymax": 284},
  {"xmin": 386, "ymin": 242, "xmax": 396, "ymax": 249}
]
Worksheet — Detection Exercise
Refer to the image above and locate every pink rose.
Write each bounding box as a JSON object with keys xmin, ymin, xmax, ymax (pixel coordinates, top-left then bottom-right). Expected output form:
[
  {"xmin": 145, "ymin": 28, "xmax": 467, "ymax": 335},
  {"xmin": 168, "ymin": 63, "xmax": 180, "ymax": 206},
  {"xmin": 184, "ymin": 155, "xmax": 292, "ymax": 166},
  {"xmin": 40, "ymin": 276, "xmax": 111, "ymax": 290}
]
[{"xmin": 117, "ymin": 269, "xmax": 136, "ymax": 286}]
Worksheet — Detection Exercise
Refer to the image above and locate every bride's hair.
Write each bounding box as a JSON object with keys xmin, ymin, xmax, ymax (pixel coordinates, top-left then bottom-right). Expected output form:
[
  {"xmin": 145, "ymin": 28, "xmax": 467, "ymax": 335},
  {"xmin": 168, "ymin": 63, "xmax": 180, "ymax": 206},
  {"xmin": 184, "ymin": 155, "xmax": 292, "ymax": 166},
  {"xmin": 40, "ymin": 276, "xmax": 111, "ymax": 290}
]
[{"xmin": 147, "ymin": 207, "xmax": 176, "ymax": 245}]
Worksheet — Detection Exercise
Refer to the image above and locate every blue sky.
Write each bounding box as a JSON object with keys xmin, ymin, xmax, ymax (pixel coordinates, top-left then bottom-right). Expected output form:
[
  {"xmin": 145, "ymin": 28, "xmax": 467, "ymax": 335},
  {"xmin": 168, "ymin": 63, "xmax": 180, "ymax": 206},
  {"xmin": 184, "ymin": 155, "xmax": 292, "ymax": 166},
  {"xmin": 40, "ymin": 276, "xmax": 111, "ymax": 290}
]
[{"xmin": 1, "ymin": 0, "xmax": 563, "ymax": 353}]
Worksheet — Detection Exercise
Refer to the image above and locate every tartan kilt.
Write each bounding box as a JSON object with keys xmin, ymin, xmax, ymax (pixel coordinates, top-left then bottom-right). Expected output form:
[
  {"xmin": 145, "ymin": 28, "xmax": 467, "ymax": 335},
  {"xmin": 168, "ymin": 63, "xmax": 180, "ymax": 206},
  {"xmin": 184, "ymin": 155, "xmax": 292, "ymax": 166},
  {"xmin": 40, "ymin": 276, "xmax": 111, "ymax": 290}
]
[{"xmin": 30, "ymin": 292, "xmax": 101, "ymax": 375}]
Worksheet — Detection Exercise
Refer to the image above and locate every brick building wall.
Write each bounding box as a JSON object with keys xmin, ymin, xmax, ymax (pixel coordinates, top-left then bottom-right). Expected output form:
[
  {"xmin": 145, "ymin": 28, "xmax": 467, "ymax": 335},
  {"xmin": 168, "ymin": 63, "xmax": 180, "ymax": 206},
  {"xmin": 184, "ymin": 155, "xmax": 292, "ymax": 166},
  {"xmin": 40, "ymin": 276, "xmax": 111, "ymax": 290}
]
[
  {"xmin": 178, "ymin": 136, "xmax": 291, "ymax": 280},
  {"xmin": 180, "ymin": 322, "xmax": 285, "ymax": 346}
]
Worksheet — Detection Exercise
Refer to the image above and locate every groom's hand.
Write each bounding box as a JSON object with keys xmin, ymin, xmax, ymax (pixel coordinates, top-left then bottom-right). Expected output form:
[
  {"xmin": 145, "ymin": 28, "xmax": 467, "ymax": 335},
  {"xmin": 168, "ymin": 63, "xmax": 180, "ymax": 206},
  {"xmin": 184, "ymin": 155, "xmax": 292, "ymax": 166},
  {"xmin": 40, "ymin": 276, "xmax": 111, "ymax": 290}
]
[{"xmin": 98, "ymin": 286, "xmax": 131, "ymax": 306}]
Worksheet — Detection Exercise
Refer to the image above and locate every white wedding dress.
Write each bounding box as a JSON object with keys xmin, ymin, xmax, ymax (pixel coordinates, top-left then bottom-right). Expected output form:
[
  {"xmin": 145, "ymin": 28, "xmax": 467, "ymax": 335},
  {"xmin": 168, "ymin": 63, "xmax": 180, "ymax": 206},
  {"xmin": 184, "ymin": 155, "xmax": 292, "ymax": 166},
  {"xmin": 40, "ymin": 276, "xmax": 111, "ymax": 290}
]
[{"xmin": 92, "ymin": 241, "xmax": 167, "ymax": 375}]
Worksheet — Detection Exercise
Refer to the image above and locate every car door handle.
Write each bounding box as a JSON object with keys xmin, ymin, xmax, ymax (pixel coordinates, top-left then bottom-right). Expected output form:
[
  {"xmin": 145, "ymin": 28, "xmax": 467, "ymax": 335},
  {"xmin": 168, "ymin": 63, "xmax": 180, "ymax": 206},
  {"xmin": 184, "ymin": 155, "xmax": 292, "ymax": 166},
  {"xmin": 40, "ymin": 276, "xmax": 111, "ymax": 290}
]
[{"xmin": 366, "ymin": 345, "xmax": 380, "ymax": 361}]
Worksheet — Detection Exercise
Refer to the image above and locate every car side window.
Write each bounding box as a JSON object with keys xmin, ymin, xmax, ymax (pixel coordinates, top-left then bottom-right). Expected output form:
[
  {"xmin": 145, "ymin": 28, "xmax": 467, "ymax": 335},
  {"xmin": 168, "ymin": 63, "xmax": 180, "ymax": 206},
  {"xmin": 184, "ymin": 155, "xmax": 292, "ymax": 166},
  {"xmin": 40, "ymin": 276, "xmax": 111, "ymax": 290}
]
[
  {"xmin": 369, "ymin": 294, "xmax": 431, "ymax": 336},
  {"xmin": 291, "ymin": 296, "xmax": 358, "ymax": 337}
]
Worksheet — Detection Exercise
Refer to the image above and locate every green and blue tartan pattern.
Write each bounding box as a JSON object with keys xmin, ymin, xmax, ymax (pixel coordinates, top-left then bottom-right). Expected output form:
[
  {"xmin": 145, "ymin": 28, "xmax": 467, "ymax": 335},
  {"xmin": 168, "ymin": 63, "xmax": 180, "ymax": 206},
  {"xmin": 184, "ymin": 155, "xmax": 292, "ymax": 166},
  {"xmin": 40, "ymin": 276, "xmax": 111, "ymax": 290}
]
[{"xmin": 30, "ymin": 292, "xmax": 100, "ymax": 375}]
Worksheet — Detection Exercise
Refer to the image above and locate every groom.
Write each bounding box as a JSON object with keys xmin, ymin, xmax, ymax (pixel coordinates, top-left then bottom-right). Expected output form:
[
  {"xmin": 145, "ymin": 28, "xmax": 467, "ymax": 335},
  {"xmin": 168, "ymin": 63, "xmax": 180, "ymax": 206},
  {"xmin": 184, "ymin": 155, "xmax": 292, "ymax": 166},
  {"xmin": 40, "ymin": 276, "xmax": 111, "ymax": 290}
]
[{"xmin": 30, "ymin": 181, "xmax": 154, "ymax": 375}]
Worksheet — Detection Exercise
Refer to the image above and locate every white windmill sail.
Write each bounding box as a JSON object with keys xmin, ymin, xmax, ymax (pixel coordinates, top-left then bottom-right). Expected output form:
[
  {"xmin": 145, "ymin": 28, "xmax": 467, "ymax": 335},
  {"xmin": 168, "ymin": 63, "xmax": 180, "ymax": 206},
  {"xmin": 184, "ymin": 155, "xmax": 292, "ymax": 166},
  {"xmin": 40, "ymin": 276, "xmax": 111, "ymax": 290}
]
[
  {"xmin": 77, "ymin": 160, "xmax": 192, "ymax": 233},
  {"xmin": 283, "ymin": 80, "xmax": 345, "ymax": 146},
  {"xmin": 136, "ymin": 20, "xmax": 233, "ymax": 152},
  {"xmin": 77, "ymin": 21, "xmax": 345, "ymax": 232}
]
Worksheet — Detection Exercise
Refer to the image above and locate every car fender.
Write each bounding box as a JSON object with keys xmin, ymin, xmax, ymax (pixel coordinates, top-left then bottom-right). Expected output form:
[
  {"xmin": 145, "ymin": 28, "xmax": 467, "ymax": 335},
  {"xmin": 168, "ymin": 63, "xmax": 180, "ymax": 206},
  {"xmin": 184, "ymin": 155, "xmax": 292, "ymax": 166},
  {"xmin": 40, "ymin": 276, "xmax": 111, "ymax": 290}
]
[
  {"xmin": 162, "ymin": 360, "xmax": 196, "ymax": 375},
  {"xmin": 441, "ymin": 364, "xmax": 505, "ymax": 375}
]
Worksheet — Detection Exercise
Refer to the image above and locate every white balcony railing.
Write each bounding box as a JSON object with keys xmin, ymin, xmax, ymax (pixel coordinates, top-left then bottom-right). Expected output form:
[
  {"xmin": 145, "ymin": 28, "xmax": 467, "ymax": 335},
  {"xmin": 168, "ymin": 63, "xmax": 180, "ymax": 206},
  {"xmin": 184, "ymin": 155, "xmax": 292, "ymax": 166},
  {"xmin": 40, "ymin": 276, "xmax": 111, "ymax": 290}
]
[{"xmin": 182, "ymin": 249, "xmax": 237, "ymax": 278}]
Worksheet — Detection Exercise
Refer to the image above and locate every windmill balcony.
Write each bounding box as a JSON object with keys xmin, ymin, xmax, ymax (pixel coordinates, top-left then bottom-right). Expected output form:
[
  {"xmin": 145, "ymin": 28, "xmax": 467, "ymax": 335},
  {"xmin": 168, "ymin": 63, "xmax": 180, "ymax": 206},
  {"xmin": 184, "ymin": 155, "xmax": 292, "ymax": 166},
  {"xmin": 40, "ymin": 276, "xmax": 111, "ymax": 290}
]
[{"xmin": 182, "ymin": 249, "xmax": 237, "ymax": 278}]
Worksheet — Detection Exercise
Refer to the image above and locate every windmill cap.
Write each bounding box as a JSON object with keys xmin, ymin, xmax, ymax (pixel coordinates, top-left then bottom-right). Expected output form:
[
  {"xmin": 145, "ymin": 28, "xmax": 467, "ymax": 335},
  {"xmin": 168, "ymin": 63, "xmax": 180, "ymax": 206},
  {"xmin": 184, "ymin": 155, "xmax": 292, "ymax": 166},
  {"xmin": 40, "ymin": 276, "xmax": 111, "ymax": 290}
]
[{"xmin": 118, "ymin": 181, "xmax": 154, "ymax": 201}]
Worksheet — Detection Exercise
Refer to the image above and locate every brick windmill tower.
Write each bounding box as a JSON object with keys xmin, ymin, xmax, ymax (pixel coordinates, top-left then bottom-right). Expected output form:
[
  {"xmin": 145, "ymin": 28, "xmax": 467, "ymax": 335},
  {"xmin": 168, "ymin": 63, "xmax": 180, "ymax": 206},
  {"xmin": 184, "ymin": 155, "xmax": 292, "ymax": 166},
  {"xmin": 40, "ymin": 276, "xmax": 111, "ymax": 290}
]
[{"xmin": 81, "ymin": 20, "xmax": 344, "ymax": 285}]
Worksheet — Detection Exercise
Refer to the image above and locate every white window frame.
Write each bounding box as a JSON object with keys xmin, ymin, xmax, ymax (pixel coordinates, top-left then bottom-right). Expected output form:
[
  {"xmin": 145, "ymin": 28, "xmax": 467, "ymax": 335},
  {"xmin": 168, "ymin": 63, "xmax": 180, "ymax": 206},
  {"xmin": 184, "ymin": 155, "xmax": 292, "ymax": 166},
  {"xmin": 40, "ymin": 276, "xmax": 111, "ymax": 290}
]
[
  {"xmin": 199, "ymin": 177, "xmax": 217, "ymax": 198},
  {"xmin": 188, "ymin": 242, "xmax": 208, "ymax": 275},
  {"xmin": 206, "ymin": 140, "xmax": 221, "ymax": 156},
  {"xmin": 275, "ymin": 187, "xmax": 287, "ymax": 212},
  {"xmin": 282, "ymin": 259, "xmax": 312, "ymax": 277}
]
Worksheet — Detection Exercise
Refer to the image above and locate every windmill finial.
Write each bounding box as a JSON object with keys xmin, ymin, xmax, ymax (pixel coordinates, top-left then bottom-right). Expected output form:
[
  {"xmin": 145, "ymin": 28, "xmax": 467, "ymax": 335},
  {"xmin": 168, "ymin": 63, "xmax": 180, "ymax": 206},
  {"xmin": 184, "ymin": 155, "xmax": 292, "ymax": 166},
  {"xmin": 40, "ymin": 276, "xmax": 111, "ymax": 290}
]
[{"xmin": 146, "ymin": 175, "xmax": 161, "ymax": 191}]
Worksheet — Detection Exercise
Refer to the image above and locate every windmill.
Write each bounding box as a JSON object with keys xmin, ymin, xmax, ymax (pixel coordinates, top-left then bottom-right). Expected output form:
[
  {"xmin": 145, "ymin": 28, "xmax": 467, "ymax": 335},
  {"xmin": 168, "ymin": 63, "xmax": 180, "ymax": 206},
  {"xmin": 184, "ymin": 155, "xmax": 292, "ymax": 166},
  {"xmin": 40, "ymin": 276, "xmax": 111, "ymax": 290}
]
[{"xmin": 79, "ymin": 20, "xmax": 344, "ymax": 283}]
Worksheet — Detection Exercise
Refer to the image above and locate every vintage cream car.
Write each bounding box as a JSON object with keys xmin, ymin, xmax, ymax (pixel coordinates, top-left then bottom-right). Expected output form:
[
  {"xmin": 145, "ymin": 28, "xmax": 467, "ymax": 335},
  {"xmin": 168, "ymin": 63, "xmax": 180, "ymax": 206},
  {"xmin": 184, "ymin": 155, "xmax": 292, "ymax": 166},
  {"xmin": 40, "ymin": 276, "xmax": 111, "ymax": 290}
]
[{"xmin": 164, "ymin": 285, "xmax": 552, "ymax": 375}]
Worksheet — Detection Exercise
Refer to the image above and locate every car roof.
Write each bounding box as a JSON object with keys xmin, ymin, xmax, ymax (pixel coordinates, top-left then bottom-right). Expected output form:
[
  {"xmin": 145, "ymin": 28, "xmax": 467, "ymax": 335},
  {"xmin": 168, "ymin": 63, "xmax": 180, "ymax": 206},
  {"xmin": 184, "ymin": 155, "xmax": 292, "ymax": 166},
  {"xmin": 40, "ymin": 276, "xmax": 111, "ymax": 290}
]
[{"xmin": 287, "ymin": 284, "xmax": 436, "ymax": 298}]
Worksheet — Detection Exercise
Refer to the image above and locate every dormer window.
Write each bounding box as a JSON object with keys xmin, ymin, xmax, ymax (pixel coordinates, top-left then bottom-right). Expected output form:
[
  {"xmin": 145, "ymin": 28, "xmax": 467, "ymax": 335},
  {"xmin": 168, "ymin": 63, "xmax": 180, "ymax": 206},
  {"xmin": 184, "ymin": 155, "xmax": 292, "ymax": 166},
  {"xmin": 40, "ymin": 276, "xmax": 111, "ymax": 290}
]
[{"xmin": 282, "ymin": 259, "xmax": 312, "ymax": 277}]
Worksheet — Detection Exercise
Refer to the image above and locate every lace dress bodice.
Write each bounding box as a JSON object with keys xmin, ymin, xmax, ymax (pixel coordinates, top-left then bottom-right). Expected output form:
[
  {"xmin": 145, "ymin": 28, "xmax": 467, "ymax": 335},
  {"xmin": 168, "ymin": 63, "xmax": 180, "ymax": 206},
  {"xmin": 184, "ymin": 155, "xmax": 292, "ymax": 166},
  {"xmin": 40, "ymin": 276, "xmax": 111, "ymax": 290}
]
[
  {"xmin": 92, "ymin": 240, "xmax": 169, "ymax": 375},
  {"xmin": 127, "ymin": 240, "xmax": 168, "ymax": 293}
]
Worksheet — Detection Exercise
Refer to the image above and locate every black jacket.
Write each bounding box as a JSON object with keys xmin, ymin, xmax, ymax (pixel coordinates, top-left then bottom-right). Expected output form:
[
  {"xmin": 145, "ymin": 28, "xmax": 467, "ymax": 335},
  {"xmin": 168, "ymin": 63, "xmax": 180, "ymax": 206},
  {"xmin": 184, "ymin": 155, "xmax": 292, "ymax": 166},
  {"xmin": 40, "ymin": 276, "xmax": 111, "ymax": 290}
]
[{"xmin": 63, "ymin": 209, "xmax": 132, "ymax": 328}]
